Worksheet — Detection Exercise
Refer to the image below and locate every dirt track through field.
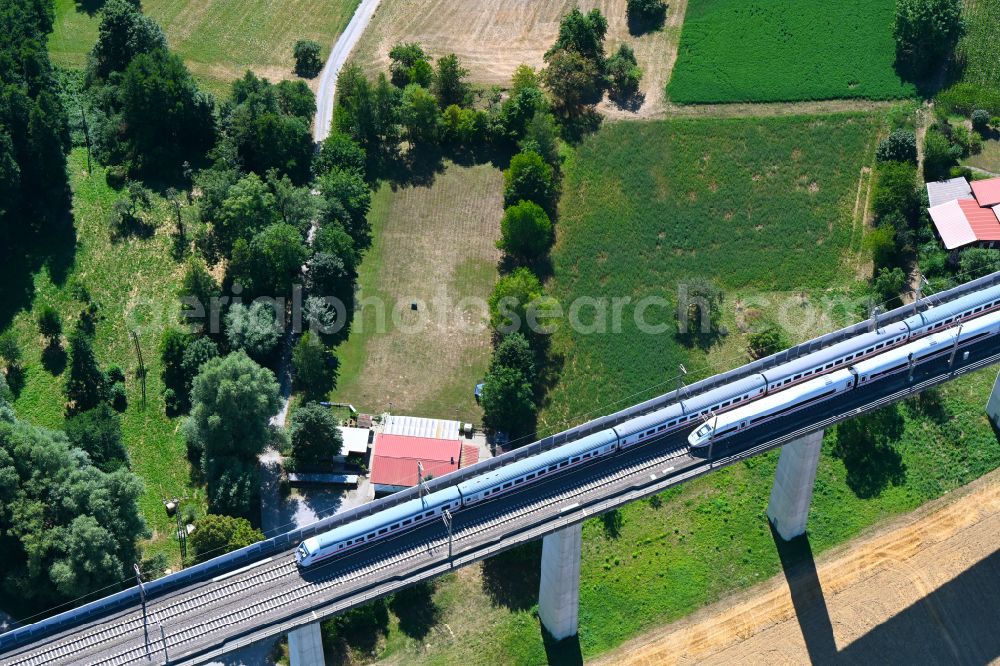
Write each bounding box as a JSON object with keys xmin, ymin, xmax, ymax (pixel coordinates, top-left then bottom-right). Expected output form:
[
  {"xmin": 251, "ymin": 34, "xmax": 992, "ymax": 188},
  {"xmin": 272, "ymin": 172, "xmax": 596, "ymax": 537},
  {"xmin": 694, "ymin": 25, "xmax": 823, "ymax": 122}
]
[{"xmin": 591, "ymin": 468, "xmax": 1000, "ymax": 665}]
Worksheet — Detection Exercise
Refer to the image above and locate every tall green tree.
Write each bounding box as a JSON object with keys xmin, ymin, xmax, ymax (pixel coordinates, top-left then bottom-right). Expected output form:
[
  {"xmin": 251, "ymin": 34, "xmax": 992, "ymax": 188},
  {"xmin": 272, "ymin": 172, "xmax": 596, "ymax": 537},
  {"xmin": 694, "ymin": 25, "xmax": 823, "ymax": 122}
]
[
  {"xmin": 118, "ymin": 48, "xmax": 216, "ymax": 177},
  {"xmin": 293, "ymin": 331, "xmax": 337, "ymax": 400},
  {"xmin": 432, "ymin": 54, "xmax": 470, "ymax": 108},
  {"xmin": 65, "ymin": 403, "xmax": 129, "ymax": 472},
  {"xmin": 89, "ymin": 0, "xmax": 166, "ymax": 79},
  {"xmin": 293, "ymin": 39, "xmax": 323, "ymax": 78},
  {"xmin": 224, "ymin": 302, "xmax": 282, "ymax": 361},
  {"xmin": 503, "ymin": 150, "xmax": 556, "ymax": 213},
  {"xmin": 0, "ymin": 409, "xmax": 147, "ymax": 611},
  {"xmin": 65, "ymin": 329, "xmax": 107, "ymax": 415},
  {"xmin": 183, "ymin": 351, "xmax": 280, "ymax": 463},
  {"xmin": 290, "ymin": 401, "xmax": 343, "ymax": 468},
  {"xmin": 893, "ymin": 0, "xmax": 964, "ymax": 76},
  {"xmin": 480, "ymin": 365, "xmax": 536, "ymax": 439},
  {"xmin": 498, "ymin": 200, "xmax": 553, "ymax": 261},
  {"xmin": 401, "ymin": 84, "xmax": 441, "ymax": 146}
]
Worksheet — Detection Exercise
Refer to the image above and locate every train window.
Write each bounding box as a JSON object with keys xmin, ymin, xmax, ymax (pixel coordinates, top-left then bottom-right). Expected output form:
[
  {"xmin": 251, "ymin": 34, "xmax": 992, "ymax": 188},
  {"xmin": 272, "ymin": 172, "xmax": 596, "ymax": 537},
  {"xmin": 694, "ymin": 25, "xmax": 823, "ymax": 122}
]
[
  {"xmin": 559, "ymin": 461, "xmax": 568, "ymax": 468},
  {"xmin": 503, "ymin": 482, "xmax": 512, "ymax": 489},
  {"xmin": 378, "ymin": 528, "xmax": 388, "ymax": 535},
  {"xmin": 403, "ymin": 519, "xmax": 412, "ymax": 526},
  {"xmin": 392, "ymin": 523, "xmax": 400, "ymax": 530},
  {"xmin": 658, "ymin": 425, "xmax": 666, "ymax": 431},
  {"xmin": 794, "ymin": 374, "xmax": 801, "ymax": 380},
  {"xmin": 514, "ymin": 478, "xmax": 524, "ymax": 485},
  {"xmin": 571, "ymin": 456, "xmax": 580, "ymax": 463},
  {"xmin": 548, "ymin": 465, "xmax": 558, "ymax": 472},
  {"xmin": 646, "ymin": 429, "xmax": 655, "ymax": 436},
  {"xmin": 426, "ymin": 511, "xmax": 435, "ymax": 518},
  {"xmin": 527, "ymin": 473, "xmax": 536, "ymax": 480}
]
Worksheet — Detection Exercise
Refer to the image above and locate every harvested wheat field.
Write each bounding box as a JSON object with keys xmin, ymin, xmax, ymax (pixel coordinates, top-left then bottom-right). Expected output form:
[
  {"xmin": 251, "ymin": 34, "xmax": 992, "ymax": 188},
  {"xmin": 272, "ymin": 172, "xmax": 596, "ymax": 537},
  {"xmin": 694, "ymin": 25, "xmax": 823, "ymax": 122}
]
[
  {"xmin": 592, "ymin": 467, "xmax": 1000, "ymax": 665},
  {"xmin": 332, "ymin": 162, "xmax": 503, "ymax": 423},
  {"xmin": 350, "ymin": 0, "xmax": 687, "ymax": 117}
]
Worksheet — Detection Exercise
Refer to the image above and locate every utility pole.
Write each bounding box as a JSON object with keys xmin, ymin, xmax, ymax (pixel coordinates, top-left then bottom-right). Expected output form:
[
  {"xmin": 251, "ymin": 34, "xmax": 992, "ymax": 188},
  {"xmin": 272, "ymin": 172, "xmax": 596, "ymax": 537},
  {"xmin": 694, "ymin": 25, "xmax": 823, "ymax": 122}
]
[
  {"xmin": 706, "ymin": 412, "xmax": 719, "ymax": 468},
  {"xmin": 442, "ymin": 509, "xmax": 453, "ymax": 562},
  {"xmin": 913, "ymin": 275, "xmax": 928, "ymax": 316},
  {"xmin": 417, "ymin": 460, "xmax": 426, "ymax": 500},
  {"xmin": 134, "ymin": 563, "xmax": 150, "ymax": 661},
  {"xmin": 907, "ymin": 352, "xmax": 915, "ymax": 383},
  {"xmin": 948, "ymin": 324, "xmax": 964, "ymax": 370},
  {"xmin": 869, "ymin": 305, "xmax": 881, "ymax": 333},
  {"xmin": 153, "ymin": 613, "xmax": 168, "ymax": 663},
  {"xmin": 676, "ymin": 364, "xmax": 688, "ymax": 401}
]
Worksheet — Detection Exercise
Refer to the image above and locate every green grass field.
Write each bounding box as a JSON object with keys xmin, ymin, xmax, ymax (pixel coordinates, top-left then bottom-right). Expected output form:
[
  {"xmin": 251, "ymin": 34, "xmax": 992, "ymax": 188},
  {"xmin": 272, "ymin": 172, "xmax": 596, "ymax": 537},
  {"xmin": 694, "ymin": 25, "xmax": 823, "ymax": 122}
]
[
  {"xmin": 5, "ymin": 149, "xmax": 203, "ymax": 565},
  {"xmin": 541, "ymin": 115, "xmax": 878, "ymax": 428},
  {"xmin": 335, "ymin": 116, "xmax": 1000, "ymax": 665},
  {"xmin": 667, "ymin": 0, "xmax": 916, "ymax": 104},
  {"xmin": 49, "ymin": 0, "xmax": 359, "ymax": 96},
  {"xmin": 332, "ymin": 162, "xmax": 503, "ymax": 423},
  {"xmin": 955, "ymin": 0, "xmax": 1000, "ymax": 88}
]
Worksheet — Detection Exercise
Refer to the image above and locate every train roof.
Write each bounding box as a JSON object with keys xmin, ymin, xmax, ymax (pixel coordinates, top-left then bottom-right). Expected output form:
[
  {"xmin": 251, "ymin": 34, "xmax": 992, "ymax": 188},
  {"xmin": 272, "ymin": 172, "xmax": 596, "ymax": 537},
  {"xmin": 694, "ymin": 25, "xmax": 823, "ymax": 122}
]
[
  {"xmin": 708, "ymin": 368, "xmax": 855, "ymax": 431},
  {"xmin": 312, "ymin": 485, "xmax": 463, "ymax": 550},
  {"xmin": 903, "ymin": 282, "xmax": 1000, "ymax": 332},
  {"xmin": 681, "ymin": 374, "xmax": 767, "ymax": 413},
  {"xmin": 457, "ymin": 429, "xmax": 617, "ymax": 496},
  {"xmin": 760, "ymin": 322, "xmax": 908, "ymax": 383}
]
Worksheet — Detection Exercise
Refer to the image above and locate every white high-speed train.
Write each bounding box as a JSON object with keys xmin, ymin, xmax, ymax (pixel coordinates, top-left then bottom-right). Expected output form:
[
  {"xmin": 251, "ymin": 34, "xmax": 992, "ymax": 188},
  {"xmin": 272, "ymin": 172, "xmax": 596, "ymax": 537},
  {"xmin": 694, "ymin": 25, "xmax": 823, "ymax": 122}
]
[{"xmin": 296, "ymin": 284, "xmax": 1000, "ymax": 567}]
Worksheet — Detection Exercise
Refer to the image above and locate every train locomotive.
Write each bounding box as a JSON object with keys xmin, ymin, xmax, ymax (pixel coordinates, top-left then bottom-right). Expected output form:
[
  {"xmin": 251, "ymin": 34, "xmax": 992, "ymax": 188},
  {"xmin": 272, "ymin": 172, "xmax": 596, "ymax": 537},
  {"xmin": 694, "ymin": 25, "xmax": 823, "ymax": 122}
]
[{"xmin": 296, "ymin": 283, "xmax": 1000, "ymax": 567}]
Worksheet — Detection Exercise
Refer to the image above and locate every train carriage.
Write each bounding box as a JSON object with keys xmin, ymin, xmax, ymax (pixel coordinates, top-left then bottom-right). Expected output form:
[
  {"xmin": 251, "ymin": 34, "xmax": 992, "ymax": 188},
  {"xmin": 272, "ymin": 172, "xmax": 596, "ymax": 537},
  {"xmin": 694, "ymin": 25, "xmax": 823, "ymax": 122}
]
[
  {"xmin": 457, "ymin": 430, "xmax": 619, "ymax": 505},
  {"xmin": 296, "ymin": 486, "xmax": 463, "ymax": 566},
  {"xmin": 759, "ymin": 322, "xmax": 909, "ymax": 393}
]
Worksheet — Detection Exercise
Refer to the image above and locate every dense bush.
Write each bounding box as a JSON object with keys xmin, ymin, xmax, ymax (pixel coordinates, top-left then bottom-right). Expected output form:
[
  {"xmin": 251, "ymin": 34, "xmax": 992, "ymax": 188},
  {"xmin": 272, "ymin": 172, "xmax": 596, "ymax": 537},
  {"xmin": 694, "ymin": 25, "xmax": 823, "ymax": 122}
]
[
  {"xmin": 606, "ymin": 44, "xmax": 643, "ymax": 102},
  {"xmin": 626, "ymin": 0, "xmax": 667, "ymax": 33},
  {"xmin": 876, "ymin": 130, "xmax": 917, "ymax": 163},
  {"xmin": 293, "ymin": 39, "xmax": 323, "ymax": 78},
  {"xmin": 936, "ymin": 82, "xmax": 1000, "ymax": 116},
  {"xmin": 503, "ymin": 151, "xmax": 556, "ymax": 214},
  {"xmin": 498, "ymin": 200, "xmax": 553, "ymax": 261},
  {"xmin": 489, "ymin": 268, "xmax": 545, "ymax": 336},
  {"xmin": 971, "ymin": 109, "xmax": 991, "ymax": 135},
  {"xmin": 922, "ymin": 129, "xmax": 959, "ymax": 181},
  {"xmin": 872, "ymin": 161, "xmax": 919, "ymax": 222},
  {"xmin": 189, "ymin": 514, "xmax": 264, "ymax": 563},
  {"xmin": 224, "ymin": 302, "xmax": 282, "ymax": 361},
  {"xmin": 65, "ymin": 403, "xmax": 129, "ymax": 472},
  {"xmin": 480, "ymin": 365, "xmax": 536, "ymax": 439}
]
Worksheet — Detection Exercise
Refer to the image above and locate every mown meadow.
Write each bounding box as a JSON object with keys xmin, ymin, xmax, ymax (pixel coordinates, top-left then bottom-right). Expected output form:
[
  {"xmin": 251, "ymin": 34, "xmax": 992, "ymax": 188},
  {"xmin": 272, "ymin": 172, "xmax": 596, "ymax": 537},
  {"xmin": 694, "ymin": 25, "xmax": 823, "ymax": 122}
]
[
  {"xmin": 49, "ymin": 0, "xmax": 360, "ymax": 96},
  {"xmin": 667, "ymin": 0, "xmax": 916, "ymax": 104}
]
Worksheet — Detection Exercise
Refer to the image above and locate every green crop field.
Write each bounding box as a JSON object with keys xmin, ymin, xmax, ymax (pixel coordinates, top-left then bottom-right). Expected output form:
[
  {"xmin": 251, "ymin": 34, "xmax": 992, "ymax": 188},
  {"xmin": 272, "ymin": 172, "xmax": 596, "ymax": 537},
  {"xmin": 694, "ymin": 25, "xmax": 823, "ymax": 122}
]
[
  {"xmin": 667, "ymin": 0, "xmax": 916, "ymax": 104},
  {"xmin": 955, "ymin": 0, "xmax": 1000, "ymax": 88},
  {"xmin": 336, "ymin": 116, "xmax": 1000, "ymax": 665},
  {"xmin": 49, "ymin": 0, "xmax": 359, "ymax": 96},
  {"xmin": 4, "ymin": 149, "xmax": 203, "ymax": 567}
]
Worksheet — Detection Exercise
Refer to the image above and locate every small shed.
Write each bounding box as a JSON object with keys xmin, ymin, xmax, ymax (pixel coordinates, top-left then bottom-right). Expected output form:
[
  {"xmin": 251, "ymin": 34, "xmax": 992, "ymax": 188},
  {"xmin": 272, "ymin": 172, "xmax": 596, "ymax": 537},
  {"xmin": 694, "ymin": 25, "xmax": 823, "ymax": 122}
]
[{"xmin": 339, "ymin": 426, "xmax": 371, "ymax": 457}]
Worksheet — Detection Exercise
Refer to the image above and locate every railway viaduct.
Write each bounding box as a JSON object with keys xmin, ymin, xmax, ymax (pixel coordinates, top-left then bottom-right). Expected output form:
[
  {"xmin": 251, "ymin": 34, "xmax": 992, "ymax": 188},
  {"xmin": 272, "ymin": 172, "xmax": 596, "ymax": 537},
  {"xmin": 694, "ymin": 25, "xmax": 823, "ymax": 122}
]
[{"xmin": 5, "ymin": 274, "xmax": 1000, "ymax": 666}]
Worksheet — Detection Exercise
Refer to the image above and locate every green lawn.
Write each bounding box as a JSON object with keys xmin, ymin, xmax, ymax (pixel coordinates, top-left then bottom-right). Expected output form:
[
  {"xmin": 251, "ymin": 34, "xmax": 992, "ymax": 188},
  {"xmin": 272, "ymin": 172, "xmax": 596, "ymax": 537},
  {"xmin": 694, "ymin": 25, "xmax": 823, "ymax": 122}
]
[
  {"xmin": 667, "ymin": 0, "xmax": 916, "ymax": 104},
  {"xmin": 49, "ymin": 0, "xmax": 360, "ymax": 96},
  {"xmin": 5, "ymin": 149, "xmax": 203, "ymax": 565}
]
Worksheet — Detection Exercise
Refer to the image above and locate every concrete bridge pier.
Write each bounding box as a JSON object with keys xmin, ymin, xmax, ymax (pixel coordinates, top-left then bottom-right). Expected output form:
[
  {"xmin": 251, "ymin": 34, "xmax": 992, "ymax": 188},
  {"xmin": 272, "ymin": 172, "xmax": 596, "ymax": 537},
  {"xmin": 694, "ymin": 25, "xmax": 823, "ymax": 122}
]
[
  {"xmin": 766, "ymin": 429, "xmax": 824, "ymax": 541},
  {"xmin": 986, "ymin": 370, "xmax": 1000, "ymax": 428},
  {"xmin": 288, "ymin": 622, "xmax": 324, "ymax": 666},
  {"xmin": 537, "ymin": 522, "xmax": 583, "ymax": 640}
]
